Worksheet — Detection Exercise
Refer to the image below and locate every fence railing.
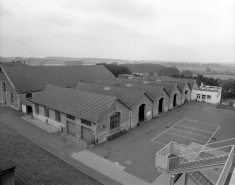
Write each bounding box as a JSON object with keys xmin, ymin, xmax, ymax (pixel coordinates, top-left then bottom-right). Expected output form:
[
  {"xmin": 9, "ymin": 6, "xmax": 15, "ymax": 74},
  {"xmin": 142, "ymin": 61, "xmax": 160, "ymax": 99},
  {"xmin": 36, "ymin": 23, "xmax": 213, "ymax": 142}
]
[
  {"xmin": 216, "ymin": 145, "xmax": 234, "ymax": 185},
  {"xmin": 168, "ymin": 145, "xmax": 232, "ymax": 172},
  {"xmin": 180, "ymin": 138, "xmax": 235, "ymax": 155}
]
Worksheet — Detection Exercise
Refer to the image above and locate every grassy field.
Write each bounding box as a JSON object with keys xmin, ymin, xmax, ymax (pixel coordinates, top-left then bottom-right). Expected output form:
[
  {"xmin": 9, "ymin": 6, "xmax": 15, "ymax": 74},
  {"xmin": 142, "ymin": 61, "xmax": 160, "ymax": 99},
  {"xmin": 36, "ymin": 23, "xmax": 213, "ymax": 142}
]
[
  {"xmin": 193, "ymin": 73, "xmax": 235, "ymax": 80},
  {"xmin": 178, "ymin": 66, "xmax": 235, "ymax": 73}
]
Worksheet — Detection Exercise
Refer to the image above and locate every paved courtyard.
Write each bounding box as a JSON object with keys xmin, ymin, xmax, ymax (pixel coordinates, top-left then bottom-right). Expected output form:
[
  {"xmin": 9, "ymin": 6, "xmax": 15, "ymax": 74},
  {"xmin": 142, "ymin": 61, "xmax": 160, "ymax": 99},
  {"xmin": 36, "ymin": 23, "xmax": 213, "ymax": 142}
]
[{"xmin": 1, "ymin": 101, "xmax": 235, "ymax": 184}]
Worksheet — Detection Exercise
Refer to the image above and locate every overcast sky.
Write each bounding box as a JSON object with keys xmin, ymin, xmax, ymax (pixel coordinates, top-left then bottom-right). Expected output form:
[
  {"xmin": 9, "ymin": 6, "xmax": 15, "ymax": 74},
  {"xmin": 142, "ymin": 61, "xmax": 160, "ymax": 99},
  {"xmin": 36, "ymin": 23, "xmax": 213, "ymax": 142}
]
[{"xmin": 0, "ymin": 0, "xmax": 234, "ymax": 63}]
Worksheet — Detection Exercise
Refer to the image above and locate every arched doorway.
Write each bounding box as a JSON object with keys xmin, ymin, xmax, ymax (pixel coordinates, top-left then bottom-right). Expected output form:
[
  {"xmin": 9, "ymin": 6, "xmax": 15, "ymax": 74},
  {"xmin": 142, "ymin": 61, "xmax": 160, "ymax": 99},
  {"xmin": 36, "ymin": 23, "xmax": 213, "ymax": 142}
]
[
  {"xmin": 185, "ymin": 90, "xmax": 188, "ymax": 102},
  {"xmin": 139, "ymin": 104, "xmax": 145, "ymax": 122},
  {"xmin": 173, "ymin": 93, "xmax": 177, "ymax": 107},
  {"xmin": 1, "ymin": 82, "xmax": 7, "ymax": 104},
  {"xmin": 158, "ymin": 98, "xmax": 164, "ymax": 113}
]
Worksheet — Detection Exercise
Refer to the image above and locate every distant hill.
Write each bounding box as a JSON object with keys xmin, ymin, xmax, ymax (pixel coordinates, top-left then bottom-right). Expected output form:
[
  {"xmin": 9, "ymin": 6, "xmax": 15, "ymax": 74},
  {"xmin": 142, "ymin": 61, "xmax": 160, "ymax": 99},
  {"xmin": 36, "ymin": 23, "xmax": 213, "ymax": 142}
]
[
  {"xmin": 122, "ymin": 63, "xmax": 165, "ymax": 74},
  {"xmin": 45, "ymin": 57, "xmax": 130, "ymax": 64}
]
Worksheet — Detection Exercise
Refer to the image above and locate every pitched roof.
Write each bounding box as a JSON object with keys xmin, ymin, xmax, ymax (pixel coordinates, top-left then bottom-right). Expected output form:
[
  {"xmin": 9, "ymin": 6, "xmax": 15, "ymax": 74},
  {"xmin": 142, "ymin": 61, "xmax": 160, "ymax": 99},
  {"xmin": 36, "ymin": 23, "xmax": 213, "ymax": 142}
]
[
  {"xmin": 75, "ymin": 82, "xmax": 153, "ymax": 108},
  {"xmin": 149, "ymin": 76, "xmax": 197, "ymax": 89},
  {"xmin": 96, "ymin": 79, "xmax": 168, "ymax": 101},
  {"xmin": 31, "ymin": 85, "xmax": 118, "ymax": 123},
  {"xmin": 2, "ymin": 65, "xmax": 116, "ymax": 93},
  {"xmin": 114, "ymin": 79, "xmax": 180, "ymax": 95}
]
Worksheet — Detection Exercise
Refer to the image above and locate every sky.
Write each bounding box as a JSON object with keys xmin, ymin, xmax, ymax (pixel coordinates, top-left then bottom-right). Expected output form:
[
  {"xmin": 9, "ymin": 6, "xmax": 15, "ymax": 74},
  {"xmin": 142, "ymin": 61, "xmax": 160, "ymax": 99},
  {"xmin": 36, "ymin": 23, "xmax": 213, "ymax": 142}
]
[{"xmin": 0, "ymin": 0, "xmax": 234, "ymax": 63}]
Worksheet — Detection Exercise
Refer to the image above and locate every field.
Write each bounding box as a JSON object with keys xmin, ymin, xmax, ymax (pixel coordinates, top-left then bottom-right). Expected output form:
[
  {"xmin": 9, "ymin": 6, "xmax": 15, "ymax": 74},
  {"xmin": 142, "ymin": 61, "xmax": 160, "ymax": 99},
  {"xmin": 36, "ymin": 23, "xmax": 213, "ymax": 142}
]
[
  {"xmin": 178, "ymin": 66, "xmax": 235, "ymax": 74},
  {"xmin": 193, "ymin": 74, "xmax": 235, "ymax": 80}
]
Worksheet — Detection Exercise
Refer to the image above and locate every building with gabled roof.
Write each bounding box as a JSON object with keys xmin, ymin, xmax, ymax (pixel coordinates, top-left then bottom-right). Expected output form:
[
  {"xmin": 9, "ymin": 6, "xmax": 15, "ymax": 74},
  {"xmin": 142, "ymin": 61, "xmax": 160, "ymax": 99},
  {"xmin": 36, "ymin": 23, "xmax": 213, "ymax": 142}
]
[
  {"xmin": 74, "ymin": 82, "xmax": 153, "ymax": 128},
  {"xmin": 31, "ymin": 85, "xmax": 130, "ymax": 144},
  {"xmin": 111, "ymin": 79, "xmax": 182, "ymax": 111},
  {"xmin": 0, "ymin": 65, "xmax": 116, "ymax": 113},
  {"xmin": 96, "ymin": 79, "xmax": 170, "ymax": 117}
]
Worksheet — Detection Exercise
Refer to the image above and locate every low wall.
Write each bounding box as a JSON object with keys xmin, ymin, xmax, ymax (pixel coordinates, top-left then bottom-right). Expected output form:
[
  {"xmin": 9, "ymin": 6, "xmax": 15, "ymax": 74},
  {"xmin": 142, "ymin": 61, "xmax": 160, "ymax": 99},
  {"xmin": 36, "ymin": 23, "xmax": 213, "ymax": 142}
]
[{"xmin": 216, "ymin": 104, "xmax": 235, "ymax": 111}]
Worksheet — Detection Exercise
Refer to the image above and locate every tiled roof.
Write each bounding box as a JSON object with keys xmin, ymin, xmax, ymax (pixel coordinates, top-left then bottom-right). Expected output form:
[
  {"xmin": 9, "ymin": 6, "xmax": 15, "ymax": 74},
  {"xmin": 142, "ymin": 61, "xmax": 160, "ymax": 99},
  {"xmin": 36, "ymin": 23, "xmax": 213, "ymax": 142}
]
[
  {"xmin": 114, "ymin": 79, "xmax": 180, "ymax": 95},
  {"xmin": 96, "ymin": 79, "xmax": 168, "ymax": 101},
  {"xmin": 2, "ymin": 65, "xmax": 116, "ymax": 93},
  {"xmin": 31, "ymin": 85, "xmax": 118, "ymax": 123},
  {"xmin": 0, "ymin": 122, "xmax": 102, "ymax": 185},
  {"xmin": 75, "ymin": 82, "xmax": 153, "ymax": 109},
  {"xmin": 149, "ymin": 76, "xmax": 197, "ymax": 89}
]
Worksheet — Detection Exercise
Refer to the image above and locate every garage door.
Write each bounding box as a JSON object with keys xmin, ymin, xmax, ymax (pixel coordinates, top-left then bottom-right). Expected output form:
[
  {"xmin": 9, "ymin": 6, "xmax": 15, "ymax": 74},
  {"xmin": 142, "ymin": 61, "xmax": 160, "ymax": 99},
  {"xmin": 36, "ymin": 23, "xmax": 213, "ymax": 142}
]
[
  {"xmin": 82, "ymin": 126, "xmax": 92, "ymax": 143},
  {"xmin": 67, "ymin": 121, "xmax": 75, "ymax": 135}
]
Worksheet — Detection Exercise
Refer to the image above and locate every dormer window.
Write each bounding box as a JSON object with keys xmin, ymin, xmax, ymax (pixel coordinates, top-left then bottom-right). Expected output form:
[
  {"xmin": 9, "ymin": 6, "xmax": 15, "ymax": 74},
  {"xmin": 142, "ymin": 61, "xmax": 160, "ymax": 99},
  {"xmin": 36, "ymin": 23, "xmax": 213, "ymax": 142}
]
[
  {"xmin": 126, "ymin": 84, "xmax": 132, "ymax": 87},
  {"xmin": 104, "ymin": 87, "xmax": 111, "ymax": 90},
  {"xmin": 26, "ymin": 93, "xmax": 32, "ymax": 99}
]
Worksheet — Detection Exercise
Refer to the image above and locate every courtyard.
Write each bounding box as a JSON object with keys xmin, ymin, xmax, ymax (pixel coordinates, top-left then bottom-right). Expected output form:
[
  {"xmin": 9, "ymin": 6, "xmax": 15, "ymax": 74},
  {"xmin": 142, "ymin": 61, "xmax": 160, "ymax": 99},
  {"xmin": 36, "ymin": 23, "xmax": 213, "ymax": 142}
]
[{"xmin": 0, "ymin": 101, "xmax": 235, "ymax": 184}]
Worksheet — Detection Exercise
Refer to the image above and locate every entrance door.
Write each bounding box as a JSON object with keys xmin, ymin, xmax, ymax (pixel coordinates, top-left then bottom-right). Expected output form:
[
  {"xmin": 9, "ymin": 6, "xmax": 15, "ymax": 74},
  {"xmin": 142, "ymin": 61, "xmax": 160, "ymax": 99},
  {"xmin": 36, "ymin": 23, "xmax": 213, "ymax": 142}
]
[
  {"xmin": 139, "ymin": 104, "xmax": 145, "ymax": 122},
  {"xmin": 173, "ymin": 94, "xmax": 177, "ymax": 107},
  {"xmin": 158, "ymin": 98, "xmax": 164, "ymax": 113},
  {"xmin": 67, "ymin": 121, "xmax": 76, "ymax": 135},
  {"xmin": 27, "ymin": 106, "xmax": 33, "ymax": 114},
  {"xmin": 81, "ymin": 126, "xmax": 92, "ymax": 143},
  {"xmin": 185, "ymin": 90, "xmax": 188, "ymax": 102},
  {"xmin": 202, "ymin": 95, "xmax": 206, "ymax": 102}
]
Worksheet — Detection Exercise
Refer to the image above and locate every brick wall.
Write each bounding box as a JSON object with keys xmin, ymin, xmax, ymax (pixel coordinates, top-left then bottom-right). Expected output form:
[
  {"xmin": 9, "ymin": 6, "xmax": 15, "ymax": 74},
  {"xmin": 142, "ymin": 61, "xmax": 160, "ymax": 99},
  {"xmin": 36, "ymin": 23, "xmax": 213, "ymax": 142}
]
[
  {"xmin": 130, "ymin": 93, "xmax": 153, "ymax": 128},
  {"xmin": 169, "ymin": 86, "xmax": 182, "ymax": 110},
  {"xmin": 96, "ymin": 100, "xmax": 130, "ymax": 143},
  {"xmin": 0, "ymin": 71, "xmax": 19, "ymax": 109}
]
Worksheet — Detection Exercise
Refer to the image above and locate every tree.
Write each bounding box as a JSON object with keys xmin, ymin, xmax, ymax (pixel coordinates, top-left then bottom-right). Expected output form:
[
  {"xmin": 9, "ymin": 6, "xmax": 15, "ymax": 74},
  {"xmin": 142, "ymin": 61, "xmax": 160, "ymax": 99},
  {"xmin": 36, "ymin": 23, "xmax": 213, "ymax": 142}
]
[
  {"xmin": 181, "ymin": 70, "xmax": 193, "ymax": 78},
  {"xmin": 158, "ymin": 67, "xmax": 180, "ymax": 77},
  {"xmin": 96, "ymin": 63, "xmax": 131, "ymax": 77},
  {"xmin": 206, "ymin": 67, "xmax": 211, "ymax": 72}
]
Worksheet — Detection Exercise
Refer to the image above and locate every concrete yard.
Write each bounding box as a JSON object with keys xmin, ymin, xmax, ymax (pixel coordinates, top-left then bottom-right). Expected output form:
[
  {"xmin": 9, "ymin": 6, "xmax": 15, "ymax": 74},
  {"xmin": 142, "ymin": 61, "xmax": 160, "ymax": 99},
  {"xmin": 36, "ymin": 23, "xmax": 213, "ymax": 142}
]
[{"xmin": 1, "ymin": 101, "xmax": 235, "ymax": 184}]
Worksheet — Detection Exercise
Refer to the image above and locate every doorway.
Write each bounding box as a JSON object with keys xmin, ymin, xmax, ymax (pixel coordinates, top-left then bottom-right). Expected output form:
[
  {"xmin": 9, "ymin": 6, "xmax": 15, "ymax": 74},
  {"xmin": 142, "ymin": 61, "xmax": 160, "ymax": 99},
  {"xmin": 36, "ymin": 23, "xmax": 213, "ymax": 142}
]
[
  {"xmin": 158, "ymin": 98, "xmax": 164, "ymax": 113},
  {"xmin": 138, "ymin": 104, "xmax": 145, "ymax": 122},
  {"xmin": 27, "ymin": 105, "xmax": 33, "ymax": 114},
  {"xmin": 185, "ymin": 90, "xmax": 188, "ymax": 102},
  {"xmin": 173, "ymin": 93, "xmax": 177, "ymax": 107}
]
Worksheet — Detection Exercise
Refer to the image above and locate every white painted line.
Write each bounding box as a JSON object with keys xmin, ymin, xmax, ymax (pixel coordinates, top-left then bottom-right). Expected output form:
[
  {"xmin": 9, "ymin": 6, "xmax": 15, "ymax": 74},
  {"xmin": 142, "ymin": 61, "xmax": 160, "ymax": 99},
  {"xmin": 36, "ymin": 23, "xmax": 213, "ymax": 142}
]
[
  {"xmin": 151, "ymin": 140, "xmax": 166, "ymax": 146},
  {"xmin": 169, "ymin": 127, "xmax": 211, "ymax": 139},
  {"xmin": 165, "ymin": 131, "xmax": 207, "ymax": 144},
  {"xmin": 174, "ymin": 124, "xmax": 213, "ymax": 134},
  {"xmin": 151, "ymin": 118, "xmax": 185, "ymax": 142},
  {"xmin": 206, "ymin": 125, "xmax": 220, "ymax": 145},
  {"xmin": 184, "ymin": 118, "xmax": 218, "ymax": 127}
]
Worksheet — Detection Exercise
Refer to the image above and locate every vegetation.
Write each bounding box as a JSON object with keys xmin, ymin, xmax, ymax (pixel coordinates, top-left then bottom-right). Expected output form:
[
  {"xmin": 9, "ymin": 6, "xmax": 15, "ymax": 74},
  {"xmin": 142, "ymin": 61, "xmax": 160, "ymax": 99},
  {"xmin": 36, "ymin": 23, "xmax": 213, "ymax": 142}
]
[
  {"xmin": 97, "ymin": 63, "xmax": 131, "ymax": 77},
  {"xmin": 122, "ymin": 63, "xmax": 165, "ymax": 74}
]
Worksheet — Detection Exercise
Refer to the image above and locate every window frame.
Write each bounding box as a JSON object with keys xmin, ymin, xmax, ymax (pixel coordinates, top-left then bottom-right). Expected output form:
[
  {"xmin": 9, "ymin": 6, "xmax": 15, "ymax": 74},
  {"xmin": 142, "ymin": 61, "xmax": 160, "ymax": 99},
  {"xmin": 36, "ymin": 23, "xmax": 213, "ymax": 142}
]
[
  {"xmin": 55, "ymin": 110, "xmax": 61, "ymax": 122},
  {"xmin": 35, "ymin": 104, "xmax": 39, "ymax": 114},
  {"xmin": 110, "ymin": 112, "xmax": 121, "ymax": 130},
  {"xmin": 44, "ymin": 107, "xmax": 49, "ymax": 118},
  {"xmin": 26, "ymin": 93, "xmax": 32, "ymax": 99},
  {"xmin": 81, "ymin": 119, "xmax": 91, "ymax": 126},
  {"xmin": 66, "ymin": 114, "xmax": 75, "ymax": 120},
  {"xmin": 207, "ymin": 95, "xmax": 211, "ymax": 99}
]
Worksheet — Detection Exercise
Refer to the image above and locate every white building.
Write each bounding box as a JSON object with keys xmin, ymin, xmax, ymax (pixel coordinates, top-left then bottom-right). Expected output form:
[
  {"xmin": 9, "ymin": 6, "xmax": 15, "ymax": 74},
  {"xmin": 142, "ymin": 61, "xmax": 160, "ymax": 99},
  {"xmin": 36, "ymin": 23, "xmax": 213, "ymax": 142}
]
[{"xmin": 191, "ymin": 84, "xmax": 222, "ymax": 104}]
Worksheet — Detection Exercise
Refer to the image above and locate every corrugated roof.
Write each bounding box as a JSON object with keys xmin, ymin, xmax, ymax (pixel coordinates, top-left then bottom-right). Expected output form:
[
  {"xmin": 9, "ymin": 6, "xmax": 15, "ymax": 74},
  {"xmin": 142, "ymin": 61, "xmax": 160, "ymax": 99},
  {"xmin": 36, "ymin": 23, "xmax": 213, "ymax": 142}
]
[
  {"xmin": 75, "ymin": 82, "xmax": 153, "ymax": 108},
  {"xmin": 31, "ymin": 85, "xmax": 118, "ymax": 123},
  {"xmin": 96, "ymin": 79, "xmax": 168, "ymax": 101},
  {"xmin": 2, "ymin": 65, "xmax": 116, "ymax": 93}
]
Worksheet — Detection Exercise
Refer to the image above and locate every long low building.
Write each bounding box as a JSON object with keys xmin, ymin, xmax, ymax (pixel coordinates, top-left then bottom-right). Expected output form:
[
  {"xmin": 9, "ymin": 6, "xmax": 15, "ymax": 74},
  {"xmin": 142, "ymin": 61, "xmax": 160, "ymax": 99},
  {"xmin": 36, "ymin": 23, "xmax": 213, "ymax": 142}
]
[
  {"xmin": 31, "ymin": 85, "xmax": 130, "ymax": 144},
  {"xmin": 98, "ymin": 79, "xmax": 181, "ymax": 110},
  {"xmin": 0, "ymin": 65, "xmax": 116, "ymax": 113},
  {"xmin": 96, "ymin": 80, "xmax": 170, "ymax": 117},
  {"xmin": 74, "ymin": 82, "xmax": 154, "ymax": 128}
]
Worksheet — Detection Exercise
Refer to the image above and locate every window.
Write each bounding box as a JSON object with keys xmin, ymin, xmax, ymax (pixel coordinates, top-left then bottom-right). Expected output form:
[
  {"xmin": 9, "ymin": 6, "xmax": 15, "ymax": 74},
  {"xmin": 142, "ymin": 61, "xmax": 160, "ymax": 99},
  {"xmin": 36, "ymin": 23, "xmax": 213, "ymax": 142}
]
[
  {"xmin": 110, "ymin": 112, "xmax": 120, "ymax": 130},
  {"xmin": 196, "ymin": 94, "xmax": 200, "ymax": 99},
  {"xmin": 35, "ymin": 104, "xmax": 39, "ymax": 114},
  {"xmin": 10, "ymin": 92, "xmax": 14, "ymax": 104},
  {"xmin": 207, "ymin": 95, "xmax": 211, "ymax": 99},
  {"xmin": 2, "ymin": 82, "xmax": 6, "ymax": 92},
  {"xmin": 66, "ymin": 114, "xmax": 75, "ymax": 120},
  {"xmin": 81, "ymin": 119, "xmax": 91, "ymax": 126},
  {"xmin": 55, "ymin": 111, "xmax": 61, "ymax": 122},
  {"xmin": 44, "ymin": 107, "xmax": 49, "ymax": 118},
  {"xmin": 26, "ymin": 93, "xmax": 32, "ymax": 99}
]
